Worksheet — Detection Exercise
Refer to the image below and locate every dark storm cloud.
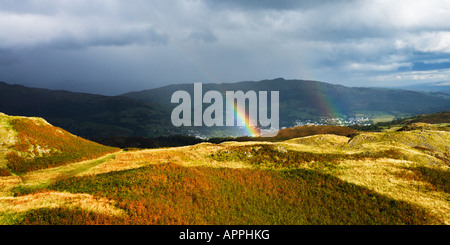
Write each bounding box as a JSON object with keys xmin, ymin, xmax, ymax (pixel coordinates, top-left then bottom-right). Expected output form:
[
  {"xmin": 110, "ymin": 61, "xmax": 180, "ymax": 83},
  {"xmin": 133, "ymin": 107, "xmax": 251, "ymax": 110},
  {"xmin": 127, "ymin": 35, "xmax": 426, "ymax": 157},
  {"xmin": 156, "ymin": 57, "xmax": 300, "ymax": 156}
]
[
  {"xmin": 205, "ymin": 0, "xmax": 346, "ymax": 10},
  {"xmin": 45, "ymin": 26, "xmax": 169, "ymax": 50},
  {"xmin": 1, "ymin": 0, "xmax": 450, "ymax": 94},
  {"xmin": 0, "ymin": 49, "xmax": 19, "ymax": 66}
]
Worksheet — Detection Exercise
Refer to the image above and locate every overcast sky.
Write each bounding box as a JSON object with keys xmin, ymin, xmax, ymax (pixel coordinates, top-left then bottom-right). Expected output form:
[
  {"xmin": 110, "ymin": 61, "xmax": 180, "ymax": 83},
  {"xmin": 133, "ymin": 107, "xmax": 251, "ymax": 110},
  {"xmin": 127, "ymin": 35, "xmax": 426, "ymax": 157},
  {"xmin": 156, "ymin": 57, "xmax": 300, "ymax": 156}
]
[{"xmin": 1, "ymin": 0, "xmax": 450, "ymax": 95}]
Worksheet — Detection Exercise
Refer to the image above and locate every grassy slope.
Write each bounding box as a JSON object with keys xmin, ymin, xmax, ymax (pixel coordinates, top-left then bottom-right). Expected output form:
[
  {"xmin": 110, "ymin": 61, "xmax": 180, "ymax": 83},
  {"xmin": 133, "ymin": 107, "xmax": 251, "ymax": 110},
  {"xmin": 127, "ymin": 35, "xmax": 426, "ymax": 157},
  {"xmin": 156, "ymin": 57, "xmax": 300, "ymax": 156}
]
[
  {"xmin": 1, "ymin": 112, "xmax": 449, "ymax": 225},
  {"xmin": 0, "ymin": 113, "xmax": 119, "ymax": 174},
  {"xmin": 274, "ymin": 125, "xmax": 358, "ymax": 140},
  {"xmin": 0, "ymin": 126, "xmax": 448, "ymax": 225},
  {"xmin": 393, "ymin": 111, "xmax": 450, "ymax": 125},
  {"xmin": 353, "ymin": 111, "xmax": 450, "ymax": 132},
  {"xmin": 0, "ymin": 113, "xmax": 16, "ymax": 175},
  {"xmin": 18, "ymin": 164, "xmax": 437, "ymax": 225},
  {"xmin": 0, "ymin": 113, "xmax": 124, "ymax": 224},
  {"xmin": 0, "ymin": 113, "xmax": 120, "ymax": 198}
]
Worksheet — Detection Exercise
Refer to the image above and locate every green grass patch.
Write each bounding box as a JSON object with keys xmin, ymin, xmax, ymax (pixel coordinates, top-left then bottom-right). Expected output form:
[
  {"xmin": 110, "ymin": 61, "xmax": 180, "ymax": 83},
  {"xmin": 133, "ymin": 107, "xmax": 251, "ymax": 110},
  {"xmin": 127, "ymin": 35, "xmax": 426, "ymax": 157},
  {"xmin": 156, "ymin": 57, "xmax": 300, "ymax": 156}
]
[
  {"xmin": 371, "ymin": 114, "xmax": 396, "ymax": 123},
  {"xmin": 14, "ymin": 163, "xmax": 440, "ymax": 225},
  {"xmin": 11, "ymin": 153, "xmax": 118, "ymax": 196}
]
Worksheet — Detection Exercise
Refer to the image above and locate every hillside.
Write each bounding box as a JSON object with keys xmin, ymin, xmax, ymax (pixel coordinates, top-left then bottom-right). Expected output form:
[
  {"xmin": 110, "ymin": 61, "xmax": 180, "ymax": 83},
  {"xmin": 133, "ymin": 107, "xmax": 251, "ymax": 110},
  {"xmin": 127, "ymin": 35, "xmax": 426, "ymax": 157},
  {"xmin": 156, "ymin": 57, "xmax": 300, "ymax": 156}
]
[
  {"xmin": 1, "ymin": 79, "xmax": 449, "ymax": 139},
  {"xmin": 388, "ymin": 111, "xmax": 450, "ymax": 126},
  {"xmin": 399, "ymin": 81, "xmax": 450, "ymax": 94},
  {"xmin": 0, "ymin": 113, "xmax": 448, "ymax": 225},
  {"xmin": 0, "ymin": 113, "xmax": 119, "ymax": 175},
  {"xmin": 0, "ymin": 82, "xmax": 173, "ymax": 139},
  {"xmin": 274, "ymin": 125, "xmax": 357, "ymax": 140},
  {"xmin": 122, "ymin": 78, "xmax": 450, "ymax": 128},
  {"xmin": 96, "ymin": 112, "xmax": 449, "ymax": 149},
  {"xmin": 351, "ymin": 111, "xmax": 450, "ymax": 132}
]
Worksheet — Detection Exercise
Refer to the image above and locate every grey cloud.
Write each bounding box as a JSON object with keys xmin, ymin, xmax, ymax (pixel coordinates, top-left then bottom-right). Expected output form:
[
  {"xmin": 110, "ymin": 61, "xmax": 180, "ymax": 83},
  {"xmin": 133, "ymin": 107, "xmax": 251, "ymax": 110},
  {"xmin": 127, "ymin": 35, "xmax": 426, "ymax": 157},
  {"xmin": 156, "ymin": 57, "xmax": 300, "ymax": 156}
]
[
  {"xmin": 38, "ymin": 26, "xmax": 169, "ymax": 50},
  {"xmin": 0, "ymin": 0, "xmax": 170, "ymax": 50},
  {"xmin": 87, "ymin": 27, "xmax": 170, "ymax": 47},
  {"xmin": 187, "ymin": 29, "xmax": 217, "ymax": 44},
  {"xmin": 0, "ymin": 0, "xmax": 59, "ymax": 15},
  {"xmin": 0, "ymin": 49, "xmax": 19, "ymax": 66},
  {"xmin": 1, "ymin": 0, "xmax": 450, "ymax": 94},
  {"xmin": 205, "ymin": 0, "xmax": 349, "ymax": 11},
  {"xmin": 0, "ymin": 0, "xmax": 116, "ymax": 17}
]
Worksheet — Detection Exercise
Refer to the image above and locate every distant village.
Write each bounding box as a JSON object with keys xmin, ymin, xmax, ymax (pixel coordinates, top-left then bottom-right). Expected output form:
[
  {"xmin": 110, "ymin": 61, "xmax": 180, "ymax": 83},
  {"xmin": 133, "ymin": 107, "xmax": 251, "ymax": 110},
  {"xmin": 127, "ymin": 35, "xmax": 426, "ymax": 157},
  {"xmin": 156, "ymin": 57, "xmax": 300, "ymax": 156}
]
[
  {"xmin": 181, "ymin": 117, "xmax": 373, "ymax": 138},
  {"xmin": 294, "ymin": 117, "xmax": 371, "ymax": 127}
]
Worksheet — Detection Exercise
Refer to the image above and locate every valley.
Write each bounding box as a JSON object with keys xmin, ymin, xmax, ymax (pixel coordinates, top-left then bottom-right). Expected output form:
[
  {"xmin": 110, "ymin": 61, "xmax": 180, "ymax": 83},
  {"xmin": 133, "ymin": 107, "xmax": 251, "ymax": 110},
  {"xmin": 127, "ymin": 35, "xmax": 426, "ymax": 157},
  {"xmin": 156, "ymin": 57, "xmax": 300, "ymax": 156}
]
[{"xmin": 2, "ymin": 78, "xmax": 450, "ymax": 139}]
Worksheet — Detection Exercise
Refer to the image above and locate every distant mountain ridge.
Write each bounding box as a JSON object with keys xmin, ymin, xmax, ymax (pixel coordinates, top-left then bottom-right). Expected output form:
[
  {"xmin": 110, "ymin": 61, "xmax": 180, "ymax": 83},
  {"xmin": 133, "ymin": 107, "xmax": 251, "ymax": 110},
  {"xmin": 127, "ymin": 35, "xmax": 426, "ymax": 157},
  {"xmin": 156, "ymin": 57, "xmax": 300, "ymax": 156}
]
[
  {"xmin": 0, "ymin": 81, "xmax": 173, "ymax": 139},
  {"xmin": 1, "ymin": 78, "xmax": 450, "ymax": 139},
  {"xmin": 398, "ymin": 81, "xmax": 450, "ymax": 94},
  {"xmin": 122, "ymin": 78, "xmax": 450, "ymax": 128}
]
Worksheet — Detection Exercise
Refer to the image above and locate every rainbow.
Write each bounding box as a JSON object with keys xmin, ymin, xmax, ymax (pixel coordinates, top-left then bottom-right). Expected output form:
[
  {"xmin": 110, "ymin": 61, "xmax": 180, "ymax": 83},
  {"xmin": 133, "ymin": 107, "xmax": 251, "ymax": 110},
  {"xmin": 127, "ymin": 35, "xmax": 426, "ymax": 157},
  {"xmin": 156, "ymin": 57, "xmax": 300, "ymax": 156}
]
[
  {"xmin": 171, "ymin": 41, "xmax": 345, "ymax": 132},
  {"xmin": 226, "ymin": 99, "xmax": 260, "ymax": 137},
  {"xmin": 172, "ymin": 44, "xmax": 261, "ymax": 136},
  {"xmin": 312, "ymin": 82, "xmax": 345, "ymax": 120}
]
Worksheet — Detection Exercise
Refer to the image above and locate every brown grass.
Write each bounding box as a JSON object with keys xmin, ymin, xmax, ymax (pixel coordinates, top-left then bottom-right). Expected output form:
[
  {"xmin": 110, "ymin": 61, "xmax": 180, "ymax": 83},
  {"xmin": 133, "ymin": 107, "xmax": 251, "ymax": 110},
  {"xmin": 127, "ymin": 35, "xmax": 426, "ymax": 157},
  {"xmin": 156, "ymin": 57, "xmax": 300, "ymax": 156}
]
[
  {"xmin": 80, "ymin": 143, "xmax": 253, "ymax": 176},
  {"xmin": 0, "ymin": 113, "xmax": 17, "ymax": 169},
  {"xmin": 335, "ymin": 158, "xmax": 450, "ymax": 224},
  {"xmin": 5, "ymin": 116, "xmax": 119, "ymax": 173},
  {"xmin": 1, "ymin": 114, "xmax": 449, "ymax": 225},
  {"xmin": 0, "ymin": 191, "xmax": 126, "ymax": 224}
]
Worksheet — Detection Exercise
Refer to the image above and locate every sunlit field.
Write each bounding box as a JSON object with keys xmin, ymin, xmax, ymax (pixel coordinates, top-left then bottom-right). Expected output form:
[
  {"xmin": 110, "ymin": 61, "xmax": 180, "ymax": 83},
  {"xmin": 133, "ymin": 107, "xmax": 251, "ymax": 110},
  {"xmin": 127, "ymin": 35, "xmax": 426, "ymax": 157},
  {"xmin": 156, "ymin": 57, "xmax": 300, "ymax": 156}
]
[{"xmin": 1, "ymin": 113, "xmax": 449, "ymax": 225}]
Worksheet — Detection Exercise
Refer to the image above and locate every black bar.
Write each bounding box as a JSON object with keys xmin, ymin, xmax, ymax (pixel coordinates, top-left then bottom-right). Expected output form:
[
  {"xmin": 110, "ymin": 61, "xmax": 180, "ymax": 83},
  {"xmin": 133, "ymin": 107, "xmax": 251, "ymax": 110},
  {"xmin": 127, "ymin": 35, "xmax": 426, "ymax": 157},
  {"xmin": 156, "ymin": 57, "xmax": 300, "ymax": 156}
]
[{"xmin": 1, "ymin": 225, "xmax": 447, "ymax": 244}]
